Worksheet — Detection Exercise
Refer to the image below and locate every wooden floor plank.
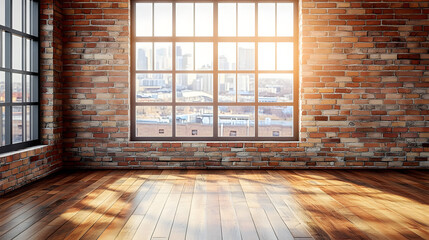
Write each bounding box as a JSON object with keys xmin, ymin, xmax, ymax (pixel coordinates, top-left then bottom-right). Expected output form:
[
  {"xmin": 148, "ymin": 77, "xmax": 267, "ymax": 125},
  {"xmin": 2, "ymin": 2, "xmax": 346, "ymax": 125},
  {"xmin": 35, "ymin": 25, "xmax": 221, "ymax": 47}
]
[{"xmin": 0, "ymin": 169, "xmax": 428, "ymax": 240}]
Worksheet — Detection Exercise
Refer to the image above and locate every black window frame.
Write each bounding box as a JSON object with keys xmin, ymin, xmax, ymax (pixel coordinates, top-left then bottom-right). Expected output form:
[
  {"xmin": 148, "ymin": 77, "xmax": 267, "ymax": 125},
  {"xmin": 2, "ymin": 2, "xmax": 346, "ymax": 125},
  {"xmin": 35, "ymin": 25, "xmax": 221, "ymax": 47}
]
[
  {"xmin": 131, "ymin": 0, "xmax": 299, "ymax": 141},
  {"xmin": 0, "ymin": 0, "xmax": 40, "ymax": 154}
]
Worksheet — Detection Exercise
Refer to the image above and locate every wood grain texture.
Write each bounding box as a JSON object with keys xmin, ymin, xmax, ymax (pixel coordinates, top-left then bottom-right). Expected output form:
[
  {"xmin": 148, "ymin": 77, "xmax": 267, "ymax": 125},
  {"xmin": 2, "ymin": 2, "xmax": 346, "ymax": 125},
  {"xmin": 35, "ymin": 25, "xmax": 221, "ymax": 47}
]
[{"xmin": 0, "ymin": 170, "xmax": 428, "ymax": 240}]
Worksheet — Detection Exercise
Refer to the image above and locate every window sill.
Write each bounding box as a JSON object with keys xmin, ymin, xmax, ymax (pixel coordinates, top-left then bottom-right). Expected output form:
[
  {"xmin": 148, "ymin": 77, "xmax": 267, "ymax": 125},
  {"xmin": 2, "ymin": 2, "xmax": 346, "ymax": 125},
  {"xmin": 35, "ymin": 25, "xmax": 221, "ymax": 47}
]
[{"xmin": 0, "ymin": 145, "xmax": 48, "ymax": 158}]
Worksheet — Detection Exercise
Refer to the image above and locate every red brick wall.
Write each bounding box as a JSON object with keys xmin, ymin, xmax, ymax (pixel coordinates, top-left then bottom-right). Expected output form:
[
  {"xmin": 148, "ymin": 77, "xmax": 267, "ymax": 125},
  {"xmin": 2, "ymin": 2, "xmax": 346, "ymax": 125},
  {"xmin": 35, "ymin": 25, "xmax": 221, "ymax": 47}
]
[
  {"xmin": 0, "ymin": 0, "xmax": 64, "ymax": 195},
  {"xmin": 59, "ymin": 0, "xmax": 429, "ymax": 169}
]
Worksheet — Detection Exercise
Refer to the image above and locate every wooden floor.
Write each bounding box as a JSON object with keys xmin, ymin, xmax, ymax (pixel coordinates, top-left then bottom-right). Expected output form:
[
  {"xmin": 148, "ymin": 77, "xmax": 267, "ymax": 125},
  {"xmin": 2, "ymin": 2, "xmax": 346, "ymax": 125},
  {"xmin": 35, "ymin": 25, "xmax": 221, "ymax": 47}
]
[{"xmin": 0, "ymin": 170, "xmax": 428, "ymax": 240}]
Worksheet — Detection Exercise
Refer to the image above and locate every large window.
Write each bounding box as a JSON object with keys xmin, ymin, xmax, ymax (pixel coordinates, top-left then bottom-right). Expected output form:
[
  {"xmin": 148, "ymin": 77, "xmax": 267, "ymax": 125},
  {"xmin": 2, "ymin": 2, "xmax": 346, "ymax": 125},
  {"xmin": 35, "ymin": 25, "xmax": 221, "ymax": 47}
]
[
  {"xmin": 0, "ymin": 0, "xmax": 39, "ymax": 153},
  {"xmin": 132, "ymin": 0, "xmax": 298, "ymax": 141}
]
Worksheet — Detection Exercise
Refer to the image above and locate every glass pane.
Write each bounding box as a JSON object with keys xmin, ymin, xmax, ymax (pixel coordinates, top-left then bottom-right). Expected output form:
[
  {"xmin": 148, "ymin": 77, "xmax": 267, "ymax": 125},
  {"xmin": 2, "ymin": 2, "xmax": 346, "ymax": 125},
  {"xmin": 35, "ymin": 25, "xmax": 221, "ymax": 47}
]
[
  {"xmin": 12, "ymin": 73, "xmax": 22, "ymax": 102},
  {"xmin": 0, "ymin": 0, "xmax": 5, "ymax": 26},
  {"xmin": 0, "ymin": 71, "xmax": 4, "ymax": 102},
  {"xmin": 12, "ymin": 106, "xmax": 22, "ymax": 144},
  {"xmin": 218, "ymin": 3, "xmax": 236, "ymax": 36},
  {"xmin": 25, "ymin": 75, "xmax": 30, "ymax": 102},
  {"xmin": 31, "ymin": 0, "xmax": 38, "ymax": 37},
  {"xmin": 176, "ymin": 42, "xmax": 193, "ymax": 70},
  {"xmin": 26, "ymin": 39, "xmax": 31, "ymax": 71},
  {"xmin": 258, "ymin": 3, "xmax": 275, "ymax": 36},
  {"xmin": 176, "ymin": 106, "xmax": 213, "ymax": 137},
  {"xmin": 1, "ymin": 32, "xmax": 5, "ymax": 68},
  {"xmin": 136, "ymin": 42, "xmax": 152, "ymax": 70},
  {"xmin": 259, "ymin": 106, "xmax": 293, "ymax": 137},
  {"xmin": 237, "ymin": 74, "xmax": 255, "ymax": 102},
  {"xmin": 136, "ymin": 106, "xmax": 172, "ymax": 137},
  {"xmin": 218, "ymin": 74, "xmax": 235, "ymax": 102},
  {"xmin": 26, "ymin": 0, "xmax": 30, "ymax": 34},
  {"xmin": 1, "ymin": 107, "xmax": 4, "ymax": 146},
  {"xmin": 277, "ymin": 3, "xmax": 294, "ymax": 36},
  {"xmin": 136, "ymin": 3, "xmax": 152, "ymax": 36},
  {"xmin": 26, "ymin": 106, "xmax": 30, "ymax": 141},
  {"xmin": 12, "ymin": 35, "xmax": 22, "ymax": 70},
  {"xmin": 258, "ymin": 42, "xmax": 275, "ymax": 70},
  {"xmin": 154, "ymin": 42, "xmax": 172, "ymax": 70},
  {"xmin": 258, "ymin": 74, "xmax": 293, "ymax": 102},
  {"xmin": 176, "ymin": 74, "xmax": 213, "ymax": 102},
  {"xmin": 218, "ymin": 42, "xmax": 236, "ymax": 71},
  {"xmin": 154, "ymin": 3, "xmax": 172, "ymax": 36},
  {"xmin": 12, "ymin": 0, "xmax": 22, "ymax": 31},
  {"xmin": 31, "ymin": 39, "xmax": 38, "ymax": 72},
  {"xmin": 136, "ymin": 73, "xmax": 172, "ymax": 102},
  {"xmin": 195, "ymin": 42, "xmax": 213, "ymax": 70},
  {"xmin": 30, "ymin": 75, "xmax": 37, "ymax": 102},
  {"xmin": 277, "ymin": 42, "xmax": 293, "ymax": 70},
  {"xmin": 176, "ymin": 3, "xmax": 193, "ymax": 36},
  {"xmin": 195, "ymin": 3, "xmax": 213, "ymax": 36},
  {"xmin": 238, "ymin": 3, "xmax": 255, "ymax": 36},
  {"xmin": 237, "ymin": 42, "xmax": 254, "ymax": 70},
  {"xmin": 30, "ymin": 105, "xmax": 37, "ymax": 140},
  {"xmin": 218, "ymin": 106, "xmax": 255, "ymax": 137}
]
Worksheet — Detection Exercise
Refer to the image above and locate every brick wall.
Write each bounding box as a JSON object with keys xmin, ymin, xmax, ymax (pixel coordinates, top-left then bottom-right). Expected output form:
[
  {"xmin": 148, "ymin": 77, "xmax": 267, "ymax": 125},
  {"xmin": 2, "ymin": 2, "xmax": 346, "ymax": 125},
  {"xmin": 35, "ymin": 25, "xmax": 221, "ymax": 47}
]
[
  {"xmin": 59, "ymin": 0, "xmax": 427, "ymax": 169},
  {"xmin": 0, "ymin": 0, "xmax": 64, "ymax": 195}
]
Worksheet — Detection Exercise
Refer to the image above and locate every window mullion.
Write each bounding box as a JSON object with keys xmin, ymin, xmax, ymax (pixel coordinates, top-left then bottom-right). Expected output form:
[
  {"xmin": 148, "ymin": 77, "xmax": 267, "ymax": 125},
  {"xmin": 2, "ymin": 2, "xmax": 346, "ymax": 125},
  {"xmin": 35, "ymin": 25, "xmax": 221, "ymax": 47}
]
[
  {"xmin": 255, "ymin": 2, "xmax": 259, "ymax": 138},
  {"xmin": 213, "ymin": 2, "xmax": 219, "ymax": 138},
  {"xmin": 172, "ymin": 2, "xmax": 176, "ymax": 138}
]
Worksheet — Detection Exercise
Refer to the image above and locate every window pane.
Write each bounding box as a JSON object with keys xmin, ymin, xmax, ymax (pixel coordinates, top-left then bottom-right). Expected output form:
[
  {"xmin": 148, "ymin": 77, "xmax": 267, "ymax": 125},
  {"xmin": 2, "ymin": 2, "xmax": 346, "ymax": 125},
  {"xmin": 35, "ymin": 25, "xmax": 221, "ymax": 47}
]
[
  {"xmin": 154, "ymin": 42, "xmax": 172, "ymax": 70},
  {"xmin": 136, "ymin": 42, "xmax": 152, "ymax": 70},
  {"xmin": 195, "ymin": 42, "xmax": 213, "ymax": 70},
  {"xmin": 26, "ymin": 106, "xmax": 30, "ymax": 141},
  {"xmin": 277, "ymin": 3, "xmax": 294, "ymax": 36},
  {"xmin": 12, "ymin": 106, "xmax": 22, "ymax": 144},
  {"xmin": 258, "ymin": 3, "xmax": 275, "ymax": 36},
  {"xmin": 136, "ymin": 3, "xmax": 152, "ymax": 36},
  {"xmin": 258, "ymin": 42, "xmax": 275, "ymax": 70},
  {"xmin": 176, "ymin": 106, "xmax": 213, "ymax": 137},
  {"xmin": 195, "ymin": 3, "xmax": 213, "ymax": 36},
  {"xmin": 176, "ymin": 42, "xmax": 193, "ymax": 70},
  {"xmin": 136, "ymin": 74, "xmax": 172, "ymax": 102},
  {"xmin": 238, "ymin": 42, "xmax": 254, "ymax": 70},
  {"xmin": 0, "ymin": 71, "xmax": 4, "ymax": 103},
  {"xmin": 218, "ymin": 3, "xmax": 236, "ymax": 36},
  {"xmin": 30, "ymin": 75, "xmax": 37, "ymax": 102},
  {"xmin": 26, "ymin": 39, "xmax": 30, "ymax": 71},
  {"xmin": 218, "ymin": 42, "xmax": 236, "ymax": 71},
  {"xmin": 176, "ymin": 3, "xmax": 193, "ymax": 36},
  {"xmin": 154, "ymin": 3, "xmax": 172, "ymax": 36},
  {"xmin": 0, "ymin": 107, "xmax": 4, "ymax": 146},
  {"xmin": 259, "ymin": 74, "xmax": 293, "ymax": 102},
  {"xmin": 30, "ymin": 105, "xmax": 38, "ymax": 140},
  {"xmin": 176, "ymin": 74, "xmax": 213, "ymax": 102},
  {"xmin": 26, "ymin": 0, "xmax": 30, "ymax": 34},
  {"xmin": 31, "ymin": 39, "xmax": 38, "ymax": 72},
  {"xmin": 31, "ymin": 0, "xmax": 38, "ymax": 37},
  {"xmin": 12, "ymin": 0, "xmax": 22, "ymax": 31},
  {"xmin": 1, "ymin": 31, "xmax": 5, "ymax": 68},
  {"xmin": 12, "ymin": 35, "xmax": 22, "ymax": 70},
  {"xmin": 277, "ymin": 42, "xmax": 293, "ymax": 70},
  {"xmin": 136, "ymin": 106, "xmax": 172, "ymax": 137},
  {"xmin": 25, "ymin": 75, "xmax": 30, "ymax": 102},
  {"xmin": 237, "ymin": 74, "xmax": 255, "ymax": 102},
  {"xmin": 219, "ymin": 106, "xmax": 255, "ymax": 137},
  {"xmin": 218, "ymin": 74, "xmax": 235, "ymax": 102},
  {"xmin": 12, "ymin": 73, "xmax": 22, "ymax": 102},
  {"xmin": 238, "ymin": 3, "xmax": 255, "ymax": 36},
  {"xmin": 259, "ymin": 106, "xmax": 293, "ymax": 137},
  {"xmin": 258, "ymin": 42, "xmax": 276, "ymax": 70},
  {"xmin": 0, "ymin": 0, "xmax": 5, "ymax": 26}
]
